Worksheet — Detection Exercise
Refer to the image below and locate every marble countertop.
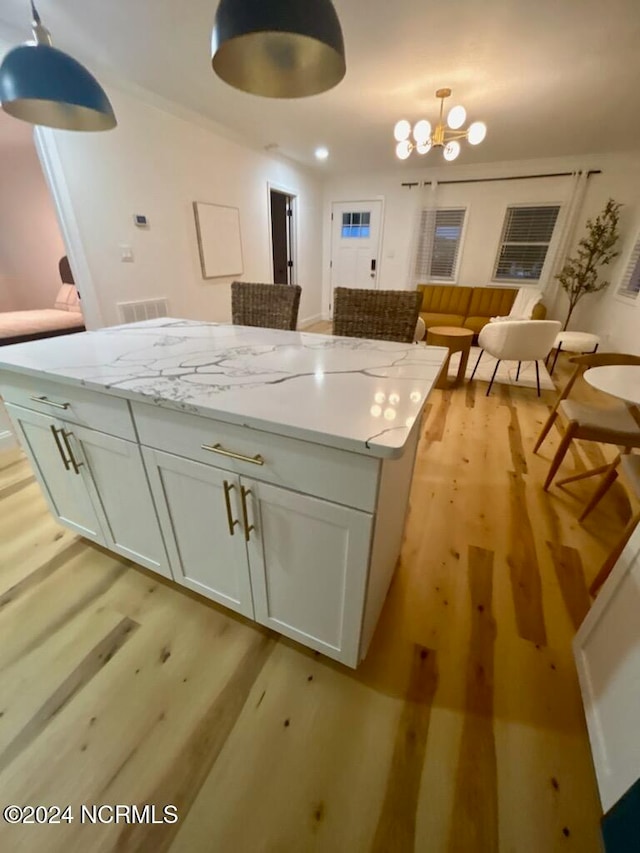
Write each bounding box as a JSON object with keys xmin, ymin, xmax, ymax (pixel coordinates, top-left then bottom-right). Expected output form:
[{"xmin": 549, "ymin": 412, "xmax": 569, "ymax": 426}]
[{"xmin": 0, "ymin": 318, "xmax": 448, "ymax": 458}]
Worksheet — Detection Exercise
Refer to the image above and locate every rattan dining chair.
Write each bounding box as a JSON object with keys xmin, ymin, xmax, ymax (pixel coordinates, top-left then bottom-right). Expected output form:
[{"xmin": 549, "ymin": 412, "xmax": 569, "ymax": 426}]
[
  {"xmin": 332, "ymin": 288, "xmax": 422, "ymax": 343},
  {"xmin": 534, "ymin": 352, "xmax": 640, "ymax": 499},
  {"xmin": 231, "ymin": 282, "xmax": 301, "ymax": 331}
]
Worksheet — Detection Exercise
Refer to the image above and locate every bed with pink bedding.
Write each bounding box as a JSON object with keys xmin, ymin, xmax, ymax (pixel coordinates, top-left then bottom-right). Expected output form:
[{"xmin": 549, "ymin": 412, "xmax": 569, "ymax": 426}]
[{"xmin": 0, "ymin": 282, "xmax": 85, "ymax": 346}]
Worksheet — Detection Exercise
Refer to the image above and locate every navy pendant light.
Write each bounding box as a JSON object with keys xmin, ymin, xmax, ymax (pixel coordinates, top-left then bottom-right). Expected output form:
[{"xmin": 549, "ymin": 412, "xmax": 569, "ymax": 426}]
[
  {"xmin": 211, "ymin": 0, "xmax": 346, "ymax": 98},
  {"xmin": 0, "ymin": 0, "xmax": 116, "ymax": 131}
]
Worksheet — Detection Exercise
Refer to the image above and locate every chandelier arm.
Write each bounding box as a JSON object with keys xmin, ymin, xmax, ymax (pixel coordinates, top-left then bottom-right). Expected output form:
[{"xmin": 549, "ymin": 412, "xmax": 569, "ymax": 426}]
[{"xmin": 442, "ymin": 129, "xmax": 469, "ymax": 142}]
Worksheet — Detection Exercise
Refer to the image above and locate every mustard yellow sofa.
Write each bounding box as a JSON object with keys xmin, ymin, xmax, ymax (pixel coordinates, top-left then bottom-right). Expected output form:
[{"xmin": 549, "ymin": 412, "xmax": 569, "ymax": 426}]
[{"xmin": 416, "ymin": 284, "xmax": 520, "ymax": 338}]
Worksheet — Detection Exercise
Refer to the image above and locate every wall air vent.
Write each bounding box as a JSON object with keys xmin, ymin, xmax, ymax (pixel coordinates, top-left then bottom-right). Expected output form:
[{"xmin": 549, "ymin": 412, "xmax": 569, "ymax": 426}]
[{"xmin": 117, "ymin": 298, "xmax": 169, "ymax": 325}]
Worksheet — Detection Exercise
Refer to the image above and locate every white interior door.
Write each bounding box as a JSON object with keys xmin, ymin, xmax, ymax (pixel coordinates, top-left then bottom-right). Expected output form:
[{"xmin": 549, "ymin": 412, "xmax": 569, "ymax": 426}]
[{"xmin": 330, "ymin": 200, "xmax": 383, "ymax": 300}]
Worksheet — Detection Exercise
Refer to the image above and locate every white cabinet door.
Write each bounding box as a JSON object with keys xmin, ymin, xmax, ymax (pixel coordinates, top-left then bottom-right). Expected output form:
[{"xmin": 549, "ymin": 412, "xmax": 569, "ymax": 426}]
[
  {"xmin": 242, "ymin": 478, "xmax": 373, "ymax": 666},
  {"xmin": 574, "ymin": 525, "xmax": 640, "ymax": 812},
  {"xmin": 142, "ymin": 448, "xmax": 254, "ymax": 617},
  {"xmin": 66, "ymin": 425, "xmax": 171, "ymax": 578},
  {"xmin": 5, "ymin": 403, "xmax": 105, "ymax": 544}
]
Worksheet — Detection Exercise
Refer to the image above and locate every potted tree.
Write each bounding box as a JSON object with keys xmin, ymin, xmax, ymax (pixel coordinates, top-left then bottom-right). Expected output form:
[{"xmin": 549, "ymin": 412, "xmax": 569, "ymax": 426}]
[{"xmin": 556, "ymin": 198, "xmax": 622, "ymax": 330}]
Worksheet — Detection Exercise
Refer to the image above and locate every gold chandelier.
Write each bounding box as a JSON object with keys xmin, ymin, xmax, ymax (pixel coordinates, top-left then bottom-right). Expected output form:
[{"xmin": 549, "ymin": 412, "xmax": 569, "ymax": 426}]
[{"xmin": 394, "ymin": 88, "xmax": 487, "ymax": 162}]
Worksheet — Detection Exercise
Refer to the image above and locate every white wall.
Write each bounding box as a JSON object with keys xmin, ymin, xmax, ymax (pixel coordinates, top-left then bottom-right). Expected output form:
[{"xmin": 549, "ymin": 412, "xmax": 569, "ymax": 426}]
[
  {"xmin": 557, "ymin": 152, "xmax": 640, "ymax": 353},
  {"xmin": 0, "ymin": 115, "xmax": 66, "ymax": 312},
  {"xmin": 40, "ymin": 88, "xmax": 324, "ymax": 329},
  {"xmin": 322, "ymin": 153, "xmax": 640, "ymax": 327}
]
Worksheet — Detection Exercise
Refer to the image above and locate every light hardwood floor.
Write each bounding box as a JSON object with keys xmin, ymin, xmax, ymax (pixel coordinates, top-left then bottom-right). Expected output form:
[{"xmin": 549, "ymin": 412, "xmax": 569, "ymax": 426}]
[{"xmin": 0, "ymin": 338, "xmax": 628, "ymax": 852}]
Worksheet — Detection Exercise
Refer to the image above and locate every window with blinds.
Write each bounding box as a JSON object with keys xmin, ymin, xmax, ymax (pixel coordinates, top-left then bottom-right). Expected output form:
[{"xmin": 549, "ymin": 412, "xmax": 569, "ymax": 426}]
[
  {"xmin": 618, "ymin": 238, "xmax": 640, "ymax": 299},
  {"xmin": 494, "ymin": 205, "xmax": 560, "ymax": 281},
  {"xmin": 414, "ymin": 208, "xmax": 466, "ymax": 282}
]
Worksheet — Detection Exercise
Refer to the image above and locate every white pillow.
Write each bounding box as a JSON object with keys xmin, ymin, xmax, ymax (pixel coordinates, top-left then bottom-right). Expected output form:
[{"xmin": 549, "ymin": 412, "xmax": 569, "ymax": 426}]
[{"xmin": 54, "ymin": 284, "xmax": 81, "ymax": 313}]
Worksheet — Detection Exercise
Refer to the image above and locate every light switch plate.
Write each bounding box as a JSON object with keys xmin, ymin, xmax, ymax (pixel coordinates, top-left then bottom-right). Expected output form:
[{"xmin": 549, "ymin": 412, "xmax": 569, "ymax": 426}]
[{"xmin": 119, "ymin": 245, "xmax": 134, "ymax": 262}]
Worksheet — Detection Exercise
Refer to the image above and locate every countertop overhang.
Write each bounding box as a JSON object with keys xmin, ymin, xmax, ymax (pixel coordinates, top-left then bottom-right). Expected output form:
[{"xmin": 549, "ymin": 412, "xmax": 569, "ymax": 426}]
[{"xmin": 0, "ymin": 319, "xmax": 448, "ymax": 458}]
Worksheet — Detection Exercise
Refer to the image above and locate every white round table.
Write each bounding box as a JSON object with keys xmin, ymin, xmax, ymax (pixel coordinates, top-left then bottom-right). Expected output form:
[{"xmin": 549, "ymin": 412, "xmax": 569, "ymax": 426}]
[{"xmin": 584, "ymin": 366, "xmax": 640, "ymax": 406}]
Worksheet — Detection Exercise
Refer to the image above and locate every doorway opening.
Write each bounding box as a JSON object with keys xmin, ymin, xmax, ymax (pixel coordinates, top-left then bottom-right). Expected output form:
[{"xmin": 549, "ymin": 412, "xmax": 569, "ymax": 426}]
[{"xmin": 270, "ymin": 189, "xmax": 296, "ymax": 285}]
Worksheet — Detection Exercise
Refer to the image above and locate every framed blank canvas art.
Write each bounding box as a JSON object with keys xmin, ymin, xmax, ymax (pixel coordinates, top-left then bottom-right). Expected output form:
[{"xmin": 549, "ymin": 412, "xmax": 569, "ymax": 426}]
[{"xmin": 193, "ymin": 201, "xmax": 244, "ymax": 279}]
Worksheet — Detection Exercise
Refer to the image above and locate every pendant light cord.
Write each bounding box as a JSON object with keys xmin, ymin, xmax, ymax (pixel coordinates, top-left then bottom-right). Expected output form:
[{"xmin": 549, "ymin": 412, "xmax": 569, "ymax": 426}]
[{"xmin": 29, "ymin": 0, "xmax": 52, "ymax": 46}]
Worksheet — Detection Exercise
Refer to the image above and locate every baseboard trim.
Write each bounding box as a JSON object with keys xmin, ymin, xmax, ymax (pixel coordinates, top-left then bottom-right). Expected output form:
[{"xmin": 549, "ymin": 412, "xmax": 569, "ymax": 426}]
[{"xmin": 298, "ymin": 313, "xmax": 323, "ymax": 329}]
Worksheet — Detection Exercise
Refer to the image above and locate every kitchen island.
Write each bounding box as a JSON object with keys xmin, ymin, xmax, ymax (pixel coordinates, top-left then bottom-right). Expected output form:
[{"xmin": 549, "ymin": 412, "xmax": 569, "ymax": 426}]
[{"xmin": 0, "ymin": 319, "xmax": 447, "ymax": 666}]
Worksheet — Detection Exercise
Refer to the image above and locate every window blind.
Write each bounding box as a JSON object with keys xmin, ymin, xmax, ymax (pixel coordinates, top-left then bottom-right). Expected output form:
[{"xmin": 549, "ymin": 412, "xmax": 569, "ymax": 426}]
[
  {"xmin": 414, "ymin": 208, "xmax": 466, "ymax": 282},
  {"xmin": 494, "ymin": 205, "xmax": 560, "ymax": 281},
  {"xmin": 618, "ymin": 239, "xmax": 640, "ymax": 298}
]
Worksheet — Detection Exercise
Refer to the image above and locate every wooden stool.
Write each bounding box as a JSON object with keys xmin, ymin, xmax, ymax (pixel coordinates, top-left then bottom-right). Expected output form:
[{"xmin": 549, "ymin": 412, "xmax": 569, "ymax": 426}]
[{"xmin": 426, "ymin": 326, "xmax": 474, "ymax": 389}]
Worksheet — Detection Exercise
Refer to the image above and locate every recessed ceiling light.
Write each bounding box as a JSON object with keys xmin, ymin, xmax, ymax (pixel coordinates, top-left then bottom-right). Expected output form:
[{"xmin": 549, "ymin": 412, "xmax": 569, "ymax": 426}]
[{"xmin": 315, "ymin": 147, "xmax": 329, "ymax": 160}]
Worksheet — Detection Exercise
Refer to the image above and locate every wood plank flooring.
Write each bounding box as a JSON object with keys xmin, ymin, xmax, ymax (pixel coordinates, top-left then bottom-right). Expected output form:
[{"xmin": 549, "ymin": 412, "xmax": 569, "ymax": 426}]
[{"xmin": 0, "ymin": 343, "xmax": 628, "ymax": 852}]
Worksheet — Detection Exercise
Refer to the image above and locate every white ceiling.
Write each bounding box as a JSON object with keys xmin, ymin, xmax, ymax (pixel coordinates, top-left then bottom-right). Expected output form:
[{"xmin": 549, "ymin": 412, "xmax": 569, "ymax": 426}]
[{"xmin": 1, "ymin": 0, "xmax": 639, "ymax": 175}]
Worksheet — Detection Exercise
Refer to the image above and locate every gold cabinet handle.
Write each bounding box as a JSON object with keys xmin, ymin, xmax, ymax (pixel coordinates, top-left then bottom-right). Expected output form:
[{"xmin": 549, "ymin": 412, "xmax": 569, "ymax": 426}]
[
  {"xmin": 223, "ymin": 480, "xmax": 240, "ymax": 537},
  {"xmin": 201, "ymin": 442, "xmax": 265, "ymax": 466},
  {"xmin": 61, "ymin": 430, "xmax": 84, "ymax": 475},
  {"xmin": 240, "ymin": 485, "xmax": 255, "ymax": 543},
  {"xmin": 30, "ymin": 395, "xmax": 70, "ymax": 410},
  {"xmin": 50, "ymin": 425, "xmax": 71, "ymax": 470}
]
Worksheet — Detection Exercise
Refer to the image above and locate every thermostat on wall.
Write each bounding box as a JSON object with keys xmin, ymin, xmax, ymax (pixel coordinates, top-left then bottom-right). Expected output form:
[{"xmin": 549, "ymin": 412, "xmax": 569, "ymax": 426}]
[{"xmin": 133, "ymin": 214, "xmax": 148, "ymax": 227}]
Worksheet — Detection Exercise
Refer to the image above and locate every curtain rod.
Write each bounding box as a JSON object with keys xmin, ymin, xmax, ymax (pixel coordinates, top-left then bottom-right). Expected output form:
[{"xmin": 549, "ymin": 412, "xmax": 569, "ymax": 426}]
[{"xmin": 401, "ymin": 169, "xmax": 601, "ymax": 188}]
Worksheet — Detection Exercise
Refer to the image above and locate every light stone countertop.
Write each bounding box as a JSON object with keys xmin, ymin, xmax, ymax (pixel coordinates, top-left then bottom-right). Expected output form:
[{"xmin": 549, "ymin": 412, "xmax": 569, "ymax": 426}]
[{"xmin": 0, "ymin": 318, "xmax": 448, "ymax": 458}]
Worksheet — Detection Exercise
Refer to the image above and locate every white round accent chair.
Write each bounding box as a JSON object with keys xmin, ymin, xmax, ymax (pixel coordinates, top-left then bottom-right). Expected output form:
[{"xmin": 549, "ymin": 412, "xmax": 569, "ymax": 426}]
[{"xmin": 470, "ymin": 319, "xmax": 562, "ymax": 396}]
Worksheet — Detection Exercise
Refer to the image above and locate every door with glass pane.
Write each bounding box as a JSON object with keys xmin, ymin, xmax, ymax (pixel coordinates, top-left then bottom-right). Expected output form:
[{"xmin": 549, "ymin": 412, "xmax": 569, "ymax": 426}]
[{"xmin": 330, "ymin": 200, "xmax": 383, "ymax": 301}]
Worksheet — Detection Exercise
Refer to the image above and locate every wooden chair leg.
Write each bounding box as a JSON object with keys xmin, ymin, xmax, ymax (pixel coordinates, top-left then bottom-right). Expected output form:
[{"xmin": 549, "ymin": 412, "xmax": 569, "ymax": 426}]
[
  {"xmin": 579, "ymin": 463, "xmax": 620, "ymax": 522},
  {"xmin": 543, "ymin": 422, "xmax": 578, "ymax": 491},
  {"xmin": 485, "ymin": 359, "xmax": 501, "ymax": 396},
  {"xmin": 557, "ymin": 462, "xmax": 614, "ymax": 487},
  {"xmin": 533, "ymin": 410, "xmax": 558, "ymax": 453},
  {"xmin": 590, "ymin": 510, "xmax": 640, "ymax": 596},
  {"xmin": 469, "ymin": 349, "xmax": 484, "ymax": 381}
]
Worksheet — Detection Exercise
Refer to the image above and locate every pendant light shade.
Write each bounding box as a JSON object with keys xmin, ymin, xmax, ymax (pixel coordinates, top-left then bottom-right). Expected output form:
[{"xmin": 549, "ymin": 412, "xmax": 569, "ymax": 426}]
[
  {"xmin": 0, "ymin": 2, "xmax": 116, "ymax": 131},
  {"xmin": 211, "ymin": 0, "xmax": 346, "ymax": 98}
]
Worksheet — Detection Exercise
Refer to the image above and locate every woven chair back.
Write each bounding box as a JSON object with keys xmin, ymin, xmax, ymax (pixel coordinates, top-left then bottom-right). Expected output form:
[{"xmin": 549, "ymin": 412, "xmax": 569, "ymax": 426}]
[
  {"xmin": 231, "ymin": 282, "xmax": 301, "ymax": 331},
  {"xmin": 333, "ymin": 288, "xmax": 421, "ymax": 343}
]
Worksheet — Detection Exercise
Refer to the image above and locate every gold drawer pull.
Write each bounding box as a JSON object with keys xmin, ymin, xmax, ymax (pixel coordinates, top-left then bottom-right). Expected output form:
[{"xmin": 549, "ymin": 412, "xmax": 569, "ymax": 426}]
[
  {"xmin": 61, "ymin": 430, "xmax": 84, "ymax": 475},
  {"xmin": 223, "ymin": 480, "xmax": 240, "ymax": 537},
  {"xmin": 50, "ymin": 425, "xmax": 71, "ymax": 471},
  {"xmin": 30, "ymin": 395, "xmax": 70, "ymax": 410},
  {"xmin": 201, "ymin": 442, "xmax": 265, "ymax": 466},
  {"xmin": 240, "ymin": 485, "xmax": 255, "ymax": 543}
]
